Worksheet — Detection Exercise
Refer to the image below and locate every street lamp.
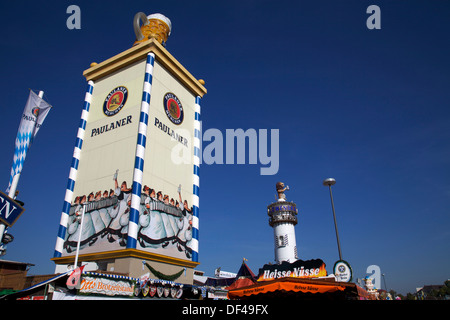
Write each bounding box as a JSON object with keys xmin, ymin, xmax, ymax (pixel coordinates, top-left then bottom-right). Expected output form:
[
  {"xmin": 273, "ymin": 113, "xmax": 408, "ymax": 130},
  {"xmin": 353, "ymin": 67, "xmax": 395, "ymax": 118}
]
[
  {"xmin": 382, "ymin": 273, "xmax": 388, "ymax": 291},
  {"xmin": 73, "ymin": 203, "xmax": 87, "ymax": 270},
  {"xmin": 323, "ymin": 178, "xmax": 343, "ymax": 261}
]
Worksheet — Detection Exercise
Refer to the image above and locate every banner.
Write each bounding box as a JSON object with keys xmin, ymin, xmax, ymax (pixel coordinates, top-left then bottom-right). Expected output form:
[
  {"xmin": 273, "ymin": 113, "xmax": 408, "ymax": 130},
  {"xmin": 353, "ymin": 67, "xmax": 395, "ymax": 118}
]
[
  {"xmin": 79, "ymin": 274, "xmax": 136, "ymax": 297},
  {"xmin": 7, "ymin": 90, "xmax": 52, "ymax": 193},
  {"xmin": 227, "ymin": 278, "xmax": 346, "ymax": 299}
]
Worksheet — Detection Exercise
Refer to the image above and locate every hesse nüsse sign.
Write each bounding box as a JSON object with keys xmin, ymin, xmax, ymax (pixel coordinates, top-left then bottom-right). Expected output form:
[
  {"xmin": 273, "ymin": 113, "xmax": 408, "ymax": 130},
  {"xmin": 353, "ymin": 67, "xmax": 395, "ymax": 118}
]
[{"xmin": 257, "ymin": 259, "xmax": 327, "ymax": 282}]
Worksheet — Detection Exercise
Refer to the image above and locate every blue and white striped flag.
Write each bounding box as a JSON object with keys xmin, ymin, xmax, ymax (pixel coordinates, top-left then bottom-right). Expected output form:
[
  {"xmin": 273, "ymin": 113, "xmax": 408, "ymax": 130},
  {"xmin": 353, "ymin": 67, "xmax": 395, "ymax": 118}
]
[{"xmin": 6, "ymin": 90, "xmax": 52, "ymax": 194}]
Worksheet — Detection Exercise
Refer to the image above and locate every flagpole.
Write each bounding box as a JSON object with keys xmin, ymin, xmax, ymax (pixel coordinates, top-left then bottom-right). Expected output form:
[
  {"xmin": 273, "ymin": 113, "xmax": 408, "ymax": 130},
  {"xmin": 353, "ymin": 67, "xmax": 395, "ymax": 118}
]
[
  {"xmin": 0, "ymin": 224, "xmax": 5, "ymax": 251},
  {"xmin": 73, "ymin": 203, "xmax": 86, "ymax": 270}
]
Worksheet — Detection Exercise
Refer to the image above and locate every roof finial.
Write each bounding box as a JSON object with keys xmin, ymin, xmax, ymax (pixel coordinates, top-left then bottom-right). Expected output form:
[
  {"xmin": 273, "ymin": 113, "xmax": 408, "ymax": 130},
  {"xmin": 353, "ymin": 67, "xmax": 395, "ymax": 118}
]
[
  {"xmin": 133, "ymin": 12, "xmax": 172, "ymax": 47},
  {"xmin": 275, "ymin": 182, "xmax": 289, "ymax": 201}
]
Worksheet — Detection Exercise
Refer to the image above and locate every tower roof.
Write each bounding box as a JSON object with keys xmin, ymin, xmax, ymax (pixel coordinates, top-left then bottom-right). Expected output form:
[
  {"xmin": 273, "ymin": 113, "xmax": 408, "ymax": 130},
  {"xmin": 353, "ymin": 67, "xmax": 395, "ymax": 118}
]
[
  {"xmin": 225, "ymin": 261, "xmax": 257, "ymax": 291},
  {"xmin": 236, "ymin": 261, "xmax": 256, "ymax": 280}
]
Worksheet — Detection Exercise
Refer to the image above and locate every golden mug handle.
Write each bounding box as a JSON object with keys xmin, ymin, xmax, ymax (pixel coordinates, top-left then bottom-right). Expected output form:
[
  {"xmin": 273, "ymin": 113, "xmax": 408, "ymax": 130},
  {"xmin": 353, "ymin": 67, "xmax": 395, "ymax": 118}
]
[{"xmin": 133, "ymin": 12, "xmax": 148, "ymax": 41}]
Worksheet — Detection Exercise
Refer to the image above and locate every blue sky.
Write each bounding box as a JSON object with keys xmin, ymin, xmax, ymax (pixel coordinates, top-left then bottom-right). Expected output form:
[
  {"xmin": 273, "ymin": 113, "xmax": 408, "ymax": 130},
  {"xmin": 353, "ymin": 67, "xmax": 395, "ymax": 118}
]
[{"xmin": 0, "ymin": 0, "xmax": 449, "ymax": 295}]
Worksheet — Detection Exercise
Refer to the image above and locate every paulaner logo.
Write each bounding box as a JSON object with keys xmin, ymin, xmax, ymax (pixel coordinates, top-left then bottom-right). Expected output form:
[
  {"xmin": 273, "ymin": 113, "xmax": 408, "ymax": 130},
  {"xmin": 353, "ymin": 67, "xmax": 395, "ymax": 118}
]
[
  {"xmin": 31, "ymin": 107, "xmax": 40, "ymax": 117},
  {"xmin": 163, "ymin": 92, "xmax": 183, "ymax": 125},
  {"xmin": 103, "ymin": 86, "xmax": 128, "ymax": 117}
]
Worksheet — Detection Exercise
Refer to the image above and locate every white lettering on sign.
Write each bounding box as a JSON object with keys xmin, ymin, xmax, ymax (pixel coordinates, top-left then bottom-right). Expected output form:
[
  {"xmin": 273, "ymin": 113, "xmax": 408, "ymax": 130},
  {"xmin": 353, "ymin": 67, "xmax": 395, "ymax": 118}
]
[
  {"xmin": 0, "ymin": 195, "xmax": 17, "ymax": 219},
  {"xmin": 262, "ymin": 267, "xmax": 320, "ymax": 280}
]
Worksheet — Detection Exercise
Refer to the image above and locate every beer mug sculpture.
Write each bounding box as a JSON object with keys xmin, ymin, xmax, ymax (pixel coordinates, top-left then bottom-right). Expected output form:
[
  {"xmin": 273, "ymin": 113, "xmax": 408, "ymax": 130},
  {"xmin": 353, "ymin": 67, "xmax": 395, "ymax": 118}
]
[{"xmin": 133, "ymin": 12, "xmax": 172, "ymax": 47}]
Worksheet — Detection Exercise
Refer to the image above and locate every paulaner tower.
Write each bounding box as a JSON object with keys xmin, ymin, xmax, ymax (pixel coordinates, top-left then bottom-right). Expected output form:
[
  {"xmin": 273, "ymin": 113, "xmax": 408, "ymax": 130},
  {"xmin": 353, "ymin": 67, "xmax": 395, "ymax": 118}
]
[
  {"xmin": 52, "ymin": 12, "xmax": 206, "ymax": 285},
  {"xmin": 267, "ymin": 182, "xmax": 299, "ymax": 263}
]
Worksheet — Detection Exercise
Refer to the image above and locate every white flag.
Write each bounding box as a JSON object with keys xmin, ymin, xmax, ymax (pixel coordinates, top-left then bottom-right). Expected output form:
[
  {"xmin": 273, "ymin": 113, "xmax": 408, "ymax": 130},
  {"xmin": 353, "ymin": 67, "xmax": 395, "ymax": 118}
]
[{"xmin": 6, "ymin": 90, "xmax": 52, "ymax": 193}]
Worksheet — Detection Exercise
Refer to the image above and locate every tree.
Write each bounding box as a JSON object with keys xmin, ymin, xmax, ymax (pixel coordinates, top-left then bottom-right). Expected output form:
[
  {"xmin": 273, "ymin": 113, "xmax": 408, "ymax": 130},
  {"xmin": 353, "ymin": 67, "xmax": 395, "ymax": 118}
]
[
  {"xmin": 406, "ymin": 293, "xmax": 416, "ymax": 300},
  {"xmin": 389, "ymin": 289, "xmax": 398, "ymax": 299},
  {"xmin": 438, "ymin": 280, "xmax": 450, "ymax": 298}
]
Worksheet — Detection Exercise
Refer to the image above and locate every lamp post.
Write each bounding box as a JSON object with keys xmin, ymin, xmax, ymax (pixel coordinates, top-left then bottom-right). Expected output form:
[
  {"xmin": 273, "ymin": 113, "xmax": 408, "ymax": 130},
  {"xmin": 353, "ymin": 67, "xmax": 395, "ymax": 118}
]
[
  {"xmin": 323, "ymin": 178, "xmax": 343, "ymax": 261},
  {"xmin": 73, "ymin": 203, "xmax": 86, "ymax": 270},
  {"xmin": 382, "ymin": 273, "xmax": 388, "ymax": 291}
]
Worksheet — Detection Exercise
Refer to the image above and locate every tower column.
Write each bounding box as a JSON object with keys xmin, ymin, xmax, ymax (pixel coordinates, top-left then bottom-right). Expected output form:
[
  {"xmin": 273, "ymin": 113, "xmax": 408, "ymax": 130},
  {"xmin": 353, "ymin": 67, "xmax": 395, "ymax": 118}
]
[
  {"xmin": 191, "ymin": 96, "xmax": 201, "ymax": 262},
  {"xmin": 54, "ymin": 80, "xmax": 94, "ymax": 258},
  {"xmin": 127, "ymin": 52, "xmax": 155, "ymax": 249}
]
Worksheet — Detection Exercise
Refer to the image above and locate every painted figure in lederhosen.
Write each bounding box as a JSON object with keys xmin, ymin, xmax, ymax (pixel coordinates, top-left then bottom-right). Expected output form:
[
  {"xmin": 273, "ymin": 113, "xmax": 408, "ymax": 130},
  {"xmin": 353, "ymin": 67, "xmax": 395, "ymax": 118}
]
[
  {"xmin": 64, "ymin": 196, "xmax": 81, "ymax": 253},
  {"xmin": 138, "ymin": 189, "xmax": 167, "ymax": 248},
  {"xmin": 89, "ymin": 191, "xmax": 106, "ymax": 240},
  {"xmin": 159, "ymin": 194, "xmax": 175, "ymax": 246},
  {"xmin": 177, "ymin": 189, "xmax": 193, "ymax": 259},
  {"xmin": 106, "ymin": 178, "xmax": 131, "ymax": 245}
]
